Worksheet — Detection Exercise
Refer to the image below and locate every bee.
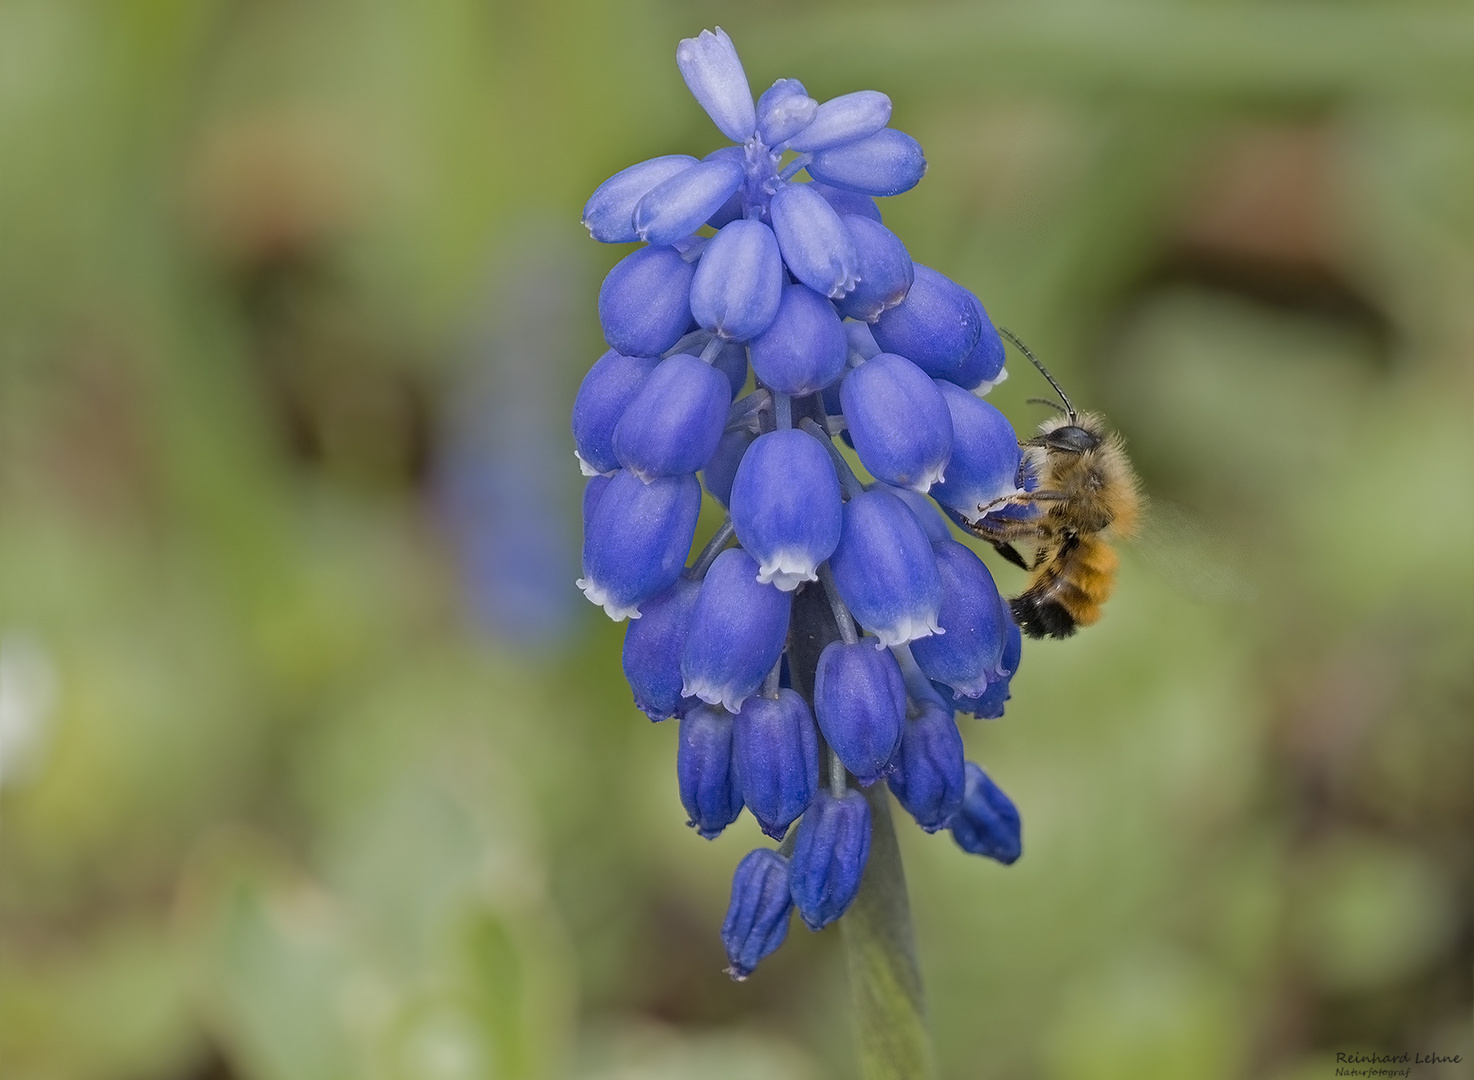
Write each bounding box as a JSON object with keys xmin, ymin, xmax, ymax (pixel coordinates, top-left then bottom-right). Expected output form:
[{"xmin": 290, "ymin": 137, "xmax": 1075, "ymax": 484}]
[{"xmin": 962, "ymin": 329, "xmax": 1142, "ymax": 639}]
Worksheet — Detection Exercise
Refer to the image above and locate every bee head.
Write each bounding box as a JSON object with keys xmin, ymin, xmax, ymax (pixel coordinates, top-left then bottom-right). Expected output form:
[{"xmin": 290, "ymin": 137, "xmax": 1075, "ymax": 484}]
[{"xmin": 1042, "ymin": 424, "xmax": 1100, "ymax": 454}]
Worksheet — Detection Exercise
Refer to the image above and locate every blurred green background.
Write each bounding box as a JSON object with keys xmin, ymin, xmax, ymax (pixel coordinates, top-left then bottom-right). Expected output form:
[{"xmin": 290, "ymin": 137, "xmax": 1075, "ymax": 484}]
[{"xmin": 2, "ymin": 1, "xmax": 1471, "ymax": 1078}]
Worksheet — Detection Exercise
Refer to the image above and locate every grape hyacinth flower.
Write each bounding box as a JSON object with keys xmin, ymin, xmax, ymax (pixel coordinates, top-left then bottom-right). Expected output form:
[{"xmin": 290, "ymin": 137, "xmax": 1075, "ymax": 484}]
[{"xmin": 573, "ymin": 27, "xmax": 1033, "ymax": 986}]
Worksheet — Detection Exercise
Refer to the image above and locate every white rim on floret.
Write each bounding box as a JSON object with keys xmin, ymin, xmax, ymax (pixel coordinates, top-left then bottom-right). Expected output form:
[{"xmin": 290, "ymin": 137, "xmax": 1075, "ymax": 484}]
[
  {"xmin": 870, "ymin": 610, "xmax": 944, "ymax": 649},
  {"xmin": 682, "ymin": 676, "xmax": 750, "ymax": 715},
  {"xmin": 576, "ymin": 577, "xmax": 643, "ymax": 621},
  {"xmin": 909, "ymin": 461, "xmax": 947, "ymax": 494},
  {"xmin": 971, "ymin": 365, "xmax": 1008, "ymax": 397},
  {"xmin": 755, "ymin": 551, "xmax": 820, "ymax": 592},
  {"xmin": 574, "ymin": 450, "xmax": 607, "ymax": 478}
]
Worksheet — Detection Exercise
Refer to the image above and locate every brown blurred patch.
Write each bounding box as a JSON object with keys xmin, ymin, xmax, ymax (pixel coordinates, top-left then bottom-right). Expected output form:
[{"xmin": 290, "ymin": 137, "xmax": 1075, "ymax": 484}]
[{"xmin": 1153, "ymin": 123, "xmax": 1390, "ymax": 344}]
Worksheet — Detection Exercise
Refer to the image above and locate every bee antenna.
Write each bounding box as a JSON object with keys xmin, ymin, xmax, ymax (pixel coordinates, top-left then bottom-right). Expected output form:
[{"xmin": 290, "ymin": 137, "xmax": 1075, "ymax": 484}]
[
  {"xmin": 998, "ymin": 327, "xmax": 1076, "ymax": 423},
  {"xmin": 1026, "ymin": 396, "xmax": 1067, "ymax": 414}
]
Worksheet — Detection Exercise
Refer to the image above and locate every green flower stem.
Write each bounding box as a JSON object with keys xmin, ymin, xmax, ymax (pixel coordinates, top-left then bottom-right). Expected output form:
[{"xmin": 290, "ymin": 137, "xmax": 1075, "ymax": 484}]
[{"xmin": 841, "ymin": 783, "xmax": 936, "ymax": 1080}]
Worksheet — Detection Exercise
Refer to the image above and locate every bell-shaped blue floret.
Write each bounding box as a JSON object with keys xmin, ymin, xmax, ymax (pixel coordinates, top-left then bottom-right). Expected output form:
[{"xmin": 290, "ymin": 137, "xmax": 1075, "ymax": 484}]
[
  {"xmin": 583, "ymin": 155, "xmax": 698, "ymax": 243},
  {"xmin": 676, "ymin": 28, "xmax": 756, "ymax": 143},
  {"xmin": 634, "ymin": 156, "xmax": 745, "ymax": 247},
  {"xmin": 769, "ymin": 184, "xmax": 859, "ymax": 300},
  {"xmin": 732, "ymin": 689, "xmax": 819, "ymax": 839},
  {"xmin": 928, "ymin": 381, "xmax": 1022, "ymax": 524},
  {"xmin": 835, "ymin": 216, "xmax": 914, "ymax": 322},
  {"xmin": 828, "ymin": 488, "xmax": 944, "ymax": 647},
  {"xmin": 599, "ymin": 246, "xmax": 697, "ymax": 358},
  {"xmin": 578, "ymin": 470, "xmax": 702, "ymax": 620},
  {"xmin": 729, "ymin": 429, "xmax": 842, "ymax": 590},
  {"xmin": 806, "ymin": 129, "xmax": 926, "ymax": 196},
  {"xmin": 789, "ymin": 91, "xmax": 892, "ymax": 153},
  {"xmin": 947, "ymin": 292, "xmax": 1007, "ymax": 391},
  {"xmin": 880, "ymin": 485, "xmax": 952, "ymax": 545},
  {"xmin": 572, "ymin": 351, "xmax": 660, "ymax": 476},
  {"xmin": 682, "ymin": 548, "xmax": 792, "ymax": 713},
  {"xmin": 702, "ymin": 428, "xmax": 755, "ymax": 507},
  {"xmin": 950, "ymin": 761, "xmax": 1022, "ymax": 863},
  {"xmin": 813, "ymin": 638, "xmax": 906, "ymax": 783},
  {"xmin": 810, "ymin": 181, "xmax": 881, "ymax": 223},
  {"xmin": 722, "ymin": 848, "xmax": 793, "ymax": 979},
  {"xmin": 950, "ymin": 614, "xmax": 1021, "ymax": 720},
  {"xmin": 623, "ymin": 578, "xmax": 701, "ymax": 720},
  {"xmin": 789, "ymin": 788, "xmax": 872, "ymax": 930},
  {"xmin": 691, "ymin": 219, "xmax": 785, "ymax": 342},
  {"xmin": 678, "ymin": 705, "xmax": 744, "ymax": 838},
  {"xmin": 757, "ymin": 79, "xmax": 817, "ymax": 146},
  {"xmin": 581, "ymin": 474, "xmax": 611, "ymax": 530},
  {"xmin": 840, "ymin": 353, "xmax": 953, "ymax": 493},
  {"xmin": 909, "ymin": 538, "xmax": 1007, "ymax": 697},
  {"xmin": 887, "ymin": 697, "xmax": 966, "ymax": 832},
  {"xmin": 870, "ymin": 264, "xmax": 982, "ymax": 379},
  {"xmin": 748, "ymin": 284, "xmax": 847, "ymax": 397},
  {"xmin": 612, "ymin": 353, "xmax": 731, "ymax": 482},
  {"xmin": 712, "ymin": 339, "xmax": 748, "ymax": 398}
]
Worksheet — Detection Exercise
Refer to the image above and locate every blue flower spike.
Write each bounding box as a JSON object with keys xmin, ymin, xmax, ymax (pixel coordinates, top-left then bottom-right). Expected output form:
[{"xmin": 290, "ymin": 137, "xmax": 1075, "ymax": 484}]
[
  {"xmin": 789, "ymin": 788, "xmax": 873, "ymax": 930},
  {"xmin": 678, "ymin": 705, "xmax": 744, "ymax": 838},
  {"xmin": 723, "ymin": 849, "xmax": 794, "ymax": 979},
  {"xmin": 574, "ymin": 27, "xmax": 1036, "ymax": 973},
  {"xmin": 951, "ymin": 761, "xmax": 1023, "ymax": 863}
]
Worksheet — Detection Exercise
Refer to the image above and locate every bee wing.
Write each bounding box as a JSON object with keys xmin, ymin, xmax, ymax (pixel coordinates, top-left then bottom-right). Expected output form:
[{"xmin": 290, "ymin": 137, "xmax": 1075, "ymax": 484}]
[{"xmin": 1131, "ymin": 499, "xmax": 1258, "ymax": 604}]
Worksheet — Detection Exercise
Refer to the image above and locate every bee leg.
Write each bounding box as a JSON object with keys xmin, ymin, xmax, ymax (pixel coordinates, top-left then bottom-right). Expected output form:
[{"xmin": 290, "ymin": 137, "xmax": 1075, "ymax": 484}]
[{"xmin": 990, "ymin": 542, "xmax": 1030, "ymax": 572}]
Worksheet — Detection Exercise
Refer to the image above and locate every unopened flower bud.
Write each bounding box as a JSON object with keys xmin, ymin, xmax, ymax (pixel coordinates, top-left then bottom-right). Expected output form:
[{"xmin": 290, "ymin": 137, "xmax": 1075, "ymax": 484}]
[
  {"xmin": 756, "ymin": 79, "xmax": 817, "ymax": 145},
  {"xmin": 623, "ymin": 578, "xmax": 701, "ymax": 720},
  {"xmin": 676, "ymin": 28, "xmax": 757, "ymax": 142},
  {"xmin": 613, "ymin": 353, "xmax": 731, "ymax": 481},
  {"xmin": 732, "ymin": 689, "xmax": 819, "ymax": 838},
  {"xmin": 807, "ymin": 128, "xmax": 926, "ymax": 196},
  {"xmin": 887, "ymin": 697, "xmax": 965, "ymax": 832},
  {"xmin": 722, "ymin": 849, "xmax": 793, "ymax": 979},
  {"xmin": 748, "ymin": 284, "xmax": 847, "ymax": 396},
  {"xmin": 871, "ymin": 264, "xmax": 982, "ymax": 379},
  {"xmin": 583, "ymin": 155, "xmax": 698, "ymax": 243},
  {"xmin": 769, "ymin": 183, "xmax": 859, "ymax": 299},
  {"xmin": 789, "ymin": 91, "xmax": 892, "ymax": 153},
  {"xmin": 950, "ymin": 761, "xmax": 1022, "ymax": 863},
  {"xmin": 691, "ymin": 219, "xmax": 784, "ymax": 341},
  {"xmin": 789, "ymin": 788, "xmax": 872, "ymax": 930},
  {"xmin": 678, "ymin": 705, "xmax": 743, "ymax": 838},
  {"xmin": 814, "ymin": 638, "xmax": 905, "ymax": 784},
  {"xmin": 598, "ymin": 246, "xmax": 697, "ymax": 357}
]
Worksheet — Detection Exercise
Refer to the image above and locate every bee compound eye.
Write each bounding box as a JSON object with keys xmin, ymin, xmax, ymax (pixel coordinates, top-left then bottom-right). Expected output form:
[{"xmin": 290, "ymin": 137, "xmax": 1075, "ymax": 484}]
[{"xmin": 1043, "ymin": 425, "xmax": 1099, "ymax": 453}]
